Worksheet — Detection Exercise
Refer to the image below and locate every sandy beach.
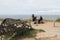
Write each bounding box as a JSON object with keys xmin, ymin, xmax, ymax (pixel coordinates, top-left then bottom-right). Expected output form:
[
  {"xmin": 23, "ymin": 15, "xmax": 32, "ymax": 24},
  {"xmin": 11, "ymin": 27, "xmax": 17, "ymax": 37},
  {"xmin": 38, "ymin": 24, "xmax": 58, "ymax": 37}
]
[{"xmin": 32, "ymin": 21, "xmax": 60, "ymax": 40}]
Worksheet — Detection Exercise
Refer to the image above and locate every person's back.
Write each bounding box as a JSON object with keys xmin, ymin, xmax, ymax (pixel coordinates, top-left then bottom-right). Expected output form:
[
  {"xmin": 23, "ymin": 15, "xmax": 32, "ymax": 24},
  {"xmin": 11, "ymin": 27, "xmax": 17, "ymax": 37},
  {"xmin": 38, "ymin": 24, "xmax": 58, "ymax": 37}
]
[
  {"xmin": 38, "ymin": 16, "xmax": 43, "ymax": 24},
  {"xmin": 40, "ymin": 16, "xmax": 43, "ymax": 21}
]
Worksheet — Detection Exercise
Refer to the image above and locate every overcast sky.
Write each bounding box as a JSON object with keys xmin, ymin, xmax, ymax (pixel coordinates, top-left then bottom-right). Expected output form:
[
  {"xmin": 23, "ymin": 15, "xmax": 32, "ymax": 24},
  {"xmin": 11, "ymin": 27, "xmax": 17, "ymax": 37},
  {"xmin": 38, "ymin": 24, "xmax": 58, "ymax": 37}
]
[{"xmin": 0, "ymin": 0, "xmax": 60, "ymax": 15}]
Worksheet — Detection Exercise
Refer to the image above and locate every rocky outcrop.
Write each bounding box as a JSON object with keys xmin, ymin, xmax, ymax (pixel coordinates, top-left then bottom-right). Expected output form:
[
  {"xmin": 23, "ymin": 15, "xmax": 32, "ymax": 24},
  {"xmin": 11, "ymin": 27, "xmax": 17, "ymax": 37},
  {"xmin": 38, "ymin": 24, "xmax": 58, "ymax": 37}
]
[{"xmin": 0, "ymin": 18, "xmax": 33, "ymax": 40}]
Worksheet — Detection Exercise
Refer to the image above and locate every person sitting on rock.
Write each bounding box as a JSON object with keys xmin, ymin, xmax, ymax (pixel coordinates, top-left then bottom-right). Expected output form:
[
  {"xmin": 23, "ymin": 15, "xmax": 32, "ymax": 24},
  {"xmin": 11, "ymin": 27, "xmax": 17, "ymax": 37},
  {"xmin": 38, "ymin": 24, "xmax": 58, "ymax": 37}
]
[
  {"xmin": 34, "ymin": 16, "xmax": 37, "ymax": 24},
  {"xmin": 38, "ymin": 16, "xmax": 43, "ymax": 24},
  {"xmin": 32, "ymin": 14, "xmax": 35, "ymax": 21}
]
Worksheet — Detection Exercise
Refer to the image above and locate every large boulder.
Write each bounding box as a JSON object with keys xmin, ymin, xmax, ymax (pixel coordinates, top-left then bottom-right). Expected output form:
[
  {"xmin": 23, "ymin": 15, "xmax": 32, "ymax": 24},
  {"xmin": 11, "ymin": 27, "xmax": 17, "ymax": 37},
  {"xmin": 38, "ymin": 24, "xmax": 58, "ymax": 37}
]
[{"xmin": 0, "ymin": 18, "xmax": 33, "ymax": 36}]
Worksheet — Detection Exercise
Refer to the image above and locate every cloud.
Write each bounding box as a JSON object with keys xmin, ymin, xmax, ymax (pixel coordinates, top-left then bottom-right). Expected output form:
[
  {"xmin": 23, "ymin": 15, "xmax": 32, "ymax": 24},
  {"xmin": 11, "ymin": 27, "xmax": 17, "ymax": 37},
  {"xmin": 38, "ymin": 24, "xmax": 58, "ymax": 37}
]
[
  {"xmin": 16, "ymin": 0, "xmax": 60, "ymax": 10},
  {"xmin": 0, "ymin": 0, "xmax": 60, "ymax": 9},
  {"xmin": 38, "ymin": 10, "xmax": 60, "ymax": 12},
  {"xmin": 0, "ymin": 0, "xmax": 60, "ymax": 15}
]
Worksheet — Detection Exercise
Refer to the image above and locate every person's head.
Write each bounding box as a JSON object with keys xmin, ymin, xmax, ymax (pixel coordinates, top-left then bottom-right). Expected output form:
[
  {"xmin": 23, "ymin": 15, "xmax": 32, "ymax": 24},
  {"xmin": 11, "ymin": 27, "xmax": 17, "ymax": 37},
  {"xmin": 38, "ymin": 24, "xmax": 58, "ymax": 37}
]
[{"xmin": 32, "ymin": 14, "xmax": 34, "ymax": 18}]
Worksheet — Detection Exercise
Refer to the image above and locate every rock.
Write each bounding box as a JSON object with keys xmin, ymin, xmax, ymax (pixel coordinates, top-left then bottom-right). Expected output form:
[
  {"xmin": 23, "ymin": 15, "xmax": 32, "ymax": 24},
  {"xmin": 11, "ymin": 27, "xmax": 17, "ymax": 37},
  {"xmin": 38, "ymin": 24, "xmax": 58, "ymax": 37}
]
[{"xmin": 0, "ymin": 18, "xmax": 33, "ymax": 36}]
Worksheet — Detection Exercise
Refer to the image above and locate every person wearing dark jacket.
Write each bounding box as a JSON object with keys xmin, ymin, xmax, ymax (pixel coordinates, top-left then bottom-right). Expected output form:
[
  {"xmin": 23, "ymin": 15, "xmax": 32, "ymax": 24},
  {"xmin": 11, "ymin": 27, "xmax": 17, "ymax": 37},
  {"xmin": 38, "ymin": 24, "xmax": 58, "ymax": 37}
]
[{"xmin": 38, "ymin": 16, "xmax": 43, "ymax": 24}]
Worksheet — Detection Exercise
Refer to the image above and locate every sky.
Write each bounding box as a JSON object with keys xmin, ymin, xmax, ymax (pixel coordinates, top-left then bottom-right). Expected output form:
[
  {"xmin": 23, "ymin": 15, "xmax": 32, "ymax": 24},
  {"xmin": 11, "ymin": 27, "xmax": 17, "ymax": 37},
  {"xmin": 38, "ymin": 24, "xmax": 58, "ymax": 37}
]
[{"xmin": 0, "ymin": 0, "xmax": 60, "ymax": 15}]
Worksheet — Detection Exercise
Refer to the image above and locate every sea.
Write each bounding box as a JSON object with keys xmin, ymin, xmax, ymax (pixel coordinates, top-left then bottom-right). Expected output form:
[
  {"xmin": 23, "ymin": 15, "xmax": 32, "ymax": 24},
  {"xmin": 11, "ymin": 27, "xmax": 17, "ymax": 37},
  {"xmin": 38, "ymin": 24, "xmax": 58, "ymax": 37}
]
[{"xmin": 0, "ymin": 15, "xmax": 60, "ymax": 20}]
